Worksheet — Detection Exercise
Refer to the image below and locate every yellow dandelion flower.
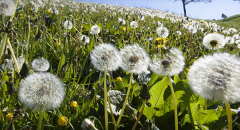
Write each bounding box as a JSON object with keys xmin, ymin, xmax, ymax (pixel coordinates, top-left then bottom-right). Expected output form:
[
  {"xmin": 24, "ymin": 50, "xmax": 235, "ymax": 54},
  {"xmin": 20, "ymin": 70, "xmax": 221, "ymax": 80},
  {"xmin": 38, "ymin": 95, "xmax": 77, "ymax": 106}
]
[
  {"xmin": 204, "ymin": 22, "xmax": 207, "ymax": 26},
  {"xmin": 27, "ymin": 15, "xmax": 30, "ymax": 18},
  {"xmin": 71, "ymin": 101, "xmax": 78, "ymax": 108},
  {"xmin": 117, "ymin": 77, "xmax": 122, "ymax": 82},
  {"xmin": 123, "ymin": 27, "xmax": 126, "ymax": 31},
  {"xmin": 30, "ymin": 8, "xmax": 33, "ymax": 11},
  {"xmin": 57, "ymin": 39, "xmax": 61, "ymax": 45},
  {"xmin": 214, "ymin": 32, "xmax": 217, "ymax": 33},
  {"xmin": 46, "ymin": 9, "xmax": 50, "ymax": 13},
  {"xmin": 157, "ymin": 44, "xmax": 165, "ymax": 48},
  {"xmin": 199, "ymin": 20, "xmax": 202, "ymax": 23},
  {"xmin": 58, "ymin": 116, "xmax": 68, "ymax": 126},
  {"xmin": 20, "ymin": 17, "xmax": 23, "ymax": 19},
  {"xmin": 217, "ymin": 50, "xmax": 220, "ymax": 53},
  {"xmin": 186, "ymin": 69, "xmax": 189, "ymax": 72},
  {"xmin": 19, "ymin": 14, "xmax": 23, "ymax": 16},
  {"xmin": 188, "ymin": 23, "xmax": 191, "ymax": 26},
  {"xmin": 6, "ymin": 113, "xmax": 13, "ymax": 121}
]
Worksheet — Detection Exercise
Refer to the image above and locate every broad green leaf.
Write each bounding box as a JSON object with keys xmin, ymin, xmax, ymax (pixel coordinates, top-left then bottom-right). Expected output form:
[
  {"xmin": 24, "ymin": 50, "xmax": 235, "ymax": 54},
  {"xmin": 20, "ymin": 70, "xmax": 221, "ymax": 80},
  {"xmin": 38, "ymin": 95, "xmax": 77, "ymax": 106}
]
[
  {"xmin": 148, "ymin": 73, "xmax": 162, "ymax": 88},
  {"xmin": 142, "ymin": 105, "xmax": 156, "ymax": 120},
  {"xmin": 197, "ymin": 110, "xmax": 218, "ymax": 125},
  {"xmin": 82, "ymin": 23, "xmax": 91, "ymax": 31},
  {"xmin": 174, "ymin": 75, "xmax": 180, "ymax": 84},
  {"xmin": 106, "ymin": 21, "xmax": 113, "ymax": 29},
  {"xmin": 148, "ymin": 77, "xmax": 168, "ymax": 109}
]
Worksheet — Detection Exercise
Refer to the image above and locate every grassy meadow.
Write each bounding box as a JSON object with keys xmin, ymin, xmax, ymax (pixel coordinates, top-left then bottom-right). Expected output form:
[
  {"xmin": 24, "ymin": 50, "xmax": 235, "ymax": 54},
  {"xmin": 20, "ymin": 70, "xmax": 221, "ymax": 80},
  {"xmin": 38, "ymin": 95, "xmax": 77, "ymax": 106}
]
[{"xmin": 1, "ymin": 0, "xmax": 240, "ymax": 130}]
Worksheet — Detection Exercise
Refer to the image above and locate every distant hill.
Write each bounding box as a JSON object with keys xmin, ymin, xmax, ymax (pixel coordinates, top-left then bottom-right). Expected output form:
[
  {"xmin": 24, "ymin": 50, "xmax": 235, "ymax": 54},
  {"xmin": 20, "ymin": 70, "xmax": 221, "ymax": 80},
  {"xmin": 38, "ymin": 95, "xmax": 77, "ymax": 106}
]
[{"xmin": 217, "ymin": 14, "xmax": 240, "ymax": 22}]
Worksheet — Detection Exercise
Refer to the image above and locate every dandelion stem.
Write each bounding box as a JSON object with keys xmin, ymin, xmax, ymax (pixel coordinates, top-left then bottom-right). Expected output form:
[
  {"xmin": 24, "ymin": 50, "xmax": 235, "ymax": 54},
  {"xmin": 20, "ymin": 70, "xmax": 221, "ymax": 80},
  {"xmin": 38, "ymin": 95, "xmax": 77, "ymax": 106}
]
[
  {"xmin": 168, "ymin": 75, "xmax": 178, "ymax": 130},
  {"xmin": 205, "ymin": 99, "xmax": 207, "ymax": 110},
  {"xmin": 225, "ymin": 102, "xmax": 232, "ymax": 130},
  {"xmin": 0, "ymin": 34, "xmax": 7, "ymax": 63},
  {"xmin": 104, "ymin": 68, "xmax": 108, "ymax": 130},
  {"xmin": 38, "ymin": 105, "xmax": 43, "ymax": 130},
  {"xmin": 115, "ymin": 72, "xmax": 133, "ymax": 130},
  {"xmin": 132, "ymin": 100, "xmax": 145, "ymax": 130},
  {"xmin": 107, "ymin": 96, "xmax": 116, "ymax": 125},
  {"xmin": 7, "ymin": 39, "xmax": 20, "ymax": 73}
]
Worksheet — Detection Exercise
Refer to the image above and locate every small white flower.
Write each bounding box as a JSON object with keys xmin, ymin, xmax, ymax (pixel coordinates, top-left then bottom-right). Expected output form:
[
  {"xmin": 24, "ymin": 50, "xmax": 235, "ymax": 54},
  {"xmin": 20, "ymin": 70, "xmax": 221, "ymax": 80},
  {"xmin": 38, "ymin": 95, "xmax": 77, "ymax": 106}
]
[
  {"xmin": 63, "ymin": 21, "xmax": 73, "ymax": 30},
  {"xmin": 81, "ymin": 118, "xmax": 98, "ymax": 130},
  {"xmin": 81, "ymin": 35, "xmax": 90, "ymax": 45},
  {"xmin": 90, "ymin": 25, "xmax": 100, "ymax": 34},
  {"xmin": 150, "ymin": 48, "xmax": 185, "ymax": 76},
  {"xmin": 90, "ymin": 43, "xmax": 121, "ymax": 72},
  {"xmin": 130, "ymin": 21, "xmax": 138, "ymax": 28},
  {"xmin": 203, "ymin": 33, "xmax": 225, "ymax": 50},
  {"xmin": 18, "ymin": 72, "xmax": 65, "ymax": 110},
  {"xmin": 156, "ymin": 27, "xmax": 169, "ymax": 38},
  {"xmin": 118, "ymin": 18, "xmax": 126, "ymax": 25},
  {"xmin": 120, "ymin": 44, "xmax": 150, "ymax": 74},
  {"xmin": 188, "ymin": 53, "xmax": 240, "ymax": 103},
  {"xmin": 31, "ymin": 57, "xmax": 50, "ymax": 72},
  {"xmin": 176, "ymin": 31, "xmax": 182, "ymax": 36},
  {"xmin": 0, "ymin": 0, "xmax": 15, "ymax": 16}
]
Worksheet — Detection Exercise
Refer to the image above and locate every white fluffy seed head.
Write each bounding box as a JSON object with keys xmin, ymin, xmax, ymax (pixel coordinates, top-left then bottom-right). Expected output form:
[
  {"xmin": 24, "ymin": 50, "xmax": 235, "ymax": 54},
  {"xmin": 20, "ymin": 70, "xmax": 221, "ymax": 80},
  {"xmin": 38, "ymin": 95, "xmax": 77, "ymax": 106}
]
[
  {"xmin": 90, "ymin": 25, "xmax": 100, "ymax": 34},
  {"xmin": 120, "ymin": 44, "xmax": 150, "ymax": 74},
  {"xmin": 203, "ymin": 33, "xmax": 225, "ymax": 50},
  {"xmin": 31, "ymin": 57, "xmax": 50, "ymax": 72},
  {"xmin": 1, "ymin": 56, "xmax": 25, "ymax": 71},
  {"xmin": 18, "ymin": 72, "xmax": 65, "ymax": 111},
  {"xmin": 156, "ymin": 27, "xmax": 169, "ymax": 38},
  {"xmin": 0, "ymin": 0, "xmax": 15, "ymax": 16},
  {"xmin": 81, "ymin": 118, "xmax": 97, "ymax": 130},
  {"xmin": 130, "ymin": 21, "xmax": 138, "ymax": 28},
  {"xmin": 63, "ymin": 21, "xmax": 73, "ymax": 29},
  {"xmin": 81, "ymin": 35, "xmax": 90, "ymax": 45},
  {"xmin": 90, "ymin": 43, "xmax": 121, "ymax": 72},
  {"xmin": 188, "ymin": 53, "xmax": 240, "ymax": 103},
  {"xmin": 150, "ymin": 48, "xmax": 185, "ymax": 76}
]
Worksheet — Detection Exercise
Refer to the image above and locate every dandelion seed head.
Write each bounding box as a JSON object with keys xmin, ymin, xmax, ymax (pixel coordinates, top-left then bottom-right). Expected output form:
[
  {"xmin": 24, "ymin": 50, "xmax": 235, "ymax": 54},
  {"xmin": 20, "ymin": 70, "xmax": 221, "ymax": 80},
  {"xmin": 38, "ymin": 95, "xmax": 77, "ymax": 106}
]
[
  {"xmin": 120, "ymin": 44, "xmax": 150, "ymax": 74},
  {"xmin": 90, "ymin": 25, "xmax": 100, "ymax": 34},
  {"xmin": 130, "ymin": 21, "xmax": 138, "ymax": 28},
  {"xmin": 31, "ymin": 57, "xmax": 50, "ymax": 72},
  {"xmin": 90, "ymin": 43, "xmax": 121, "ymax": 72},
  {"xmin": 80, "ymin": 35, "xmax": 90, "ymax": 45},
  {"xmin": 203, "ymin": 33, "xmax": 225, "ymax": 50},
  {"xmin": 18, "ymin": 72, "xmax": 65, "ymax": 111},
  {"xmin": 63, "ymin": 21, "xmax": 73, "ymax": 29},
  {"xmin": 0, "ymin": 0, "xmax": 15, "ymax": 16},
  {"xmin": 150, "ymin": 48, "xmax": 185, "ymax": 76},
  {"xmin": 156, "ymin": 27, "xmax": 169, "ymax": 38},
  {"xmin": 188, "ymin": 53, "xmax": 240, "ymax": 103}
]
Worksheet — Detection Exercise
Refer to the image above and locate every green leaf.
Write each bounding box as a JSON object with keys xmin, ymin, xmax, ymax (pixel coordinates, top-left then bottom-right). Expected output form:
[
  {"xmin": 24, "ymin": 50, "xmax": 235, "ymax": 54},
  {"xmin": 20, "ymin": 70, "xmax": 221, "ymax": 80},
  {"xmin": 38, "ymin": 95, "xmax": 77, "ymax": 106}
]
[
  {"xmin": 197, "ymin": 110, "xmax": 218, "ymax": 125},
  {"xmin": 82, "ymin": 23, "xmax": 91, "ymax": 31},
  {"xmin": 142, "ymin": 105, "xmax": 156, "ymax": 120},
  {"xmin": 148, "ymin": 77, "xmax": 168, "ymax": 109},
  {"xmin": 174, "ymin": 75, "xmax": 180, "ymax": 84},
  {"xmin": 60, "ymin": 53, "xmax": 65, "ymax": 68},
  {"xmin": 106, "ymin": 21, "xmax": 113, "ymax": 29},
  {"xmin": 148, "ymin": 73, "xmax": 162, "ymax": 88}
]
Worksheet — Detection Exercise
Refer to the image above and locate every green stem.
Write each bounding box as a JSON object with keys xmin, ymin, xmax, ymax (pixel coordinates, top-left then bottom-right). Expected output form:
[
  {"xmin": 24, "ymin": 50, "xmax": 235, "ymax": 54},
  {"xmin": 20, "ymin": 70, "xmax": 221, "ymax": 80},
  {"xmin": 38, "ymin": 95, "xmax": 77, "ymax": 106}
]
[
  {"xmin": 107, "ymin": 96, "xmax": 116, "ymax": 126},
  {"xmin": 104, "ymin": 68, "xmax": 108, "ymax": 130},
  {"xmin": 0, "ymin": 34, "xmax": 7, "ymax": 63},
  {"xmin": 132, "ymin": 100, "xmax": 145, "ymax": 130},
  {"xmin": 205, "ymin": 99, "xmax": 207, "ymax": 110},
  {"xmin": 168, "ymin": 75, "xmax": 178, "ymax": 130},
  {"xmin": 222, "ymin": 117, "xmax": 238, "ymax": 130},
  {"xmin": 38, "ymin": 105, "xmax": 43, "ymax": 130},
  {"xmin": 225, "ymin": 102, "xmax": 232, "ymax": 130},
  {"xmin": 7, "ymin": 39, "xmax": 20, "ymax": 73},
  {"xmin": 115, "ymin": 72, "xmax": 133, "ymax": 130}
]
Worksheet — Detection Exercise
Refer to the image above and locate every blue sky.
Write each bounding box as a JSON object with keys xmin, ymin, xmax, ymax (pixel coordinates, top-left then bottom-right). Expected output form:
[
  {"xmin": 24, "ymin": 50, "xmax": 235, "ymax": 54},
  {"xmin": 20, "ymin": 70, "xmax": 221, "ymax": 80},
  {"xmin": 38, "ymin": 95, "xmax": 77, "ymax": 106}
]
[{"xmin": 74, "ymin": 0, "xmax": 240, "ymax": 20}]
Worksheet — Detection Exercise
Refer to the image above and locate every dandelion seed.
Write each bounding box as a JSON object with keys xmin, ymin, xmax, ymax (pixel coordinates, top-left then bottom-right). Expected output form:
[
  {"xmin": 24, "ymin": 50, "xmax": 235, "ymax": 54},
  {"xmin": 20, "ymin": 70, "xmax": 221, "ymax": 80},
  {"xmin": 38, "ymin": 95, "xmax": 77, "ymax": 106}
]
[
  {"xmin": 18, "ymin": 72, "xmax": 65, "ymax": 111},
  {"xmin": 188, "ymin": 53, "xmax": 240, "ymax": 103}
]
